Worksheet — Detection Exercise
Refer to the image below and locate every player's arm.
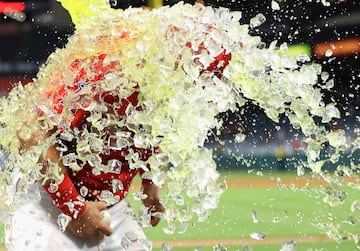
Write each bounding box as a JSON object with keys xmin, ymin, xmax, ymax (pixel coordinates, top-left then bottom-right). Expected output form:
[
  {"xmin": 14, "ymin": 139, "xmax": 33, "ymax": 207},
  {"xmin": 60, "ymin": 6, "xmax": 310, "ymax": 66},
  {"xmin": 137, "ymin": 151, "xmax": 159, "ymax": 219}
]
[
  {"xmin": 18, "ymin": 126, "xmax": 112, "ymax": 240},
  {"xmin": 136, "ymin": 147, "xmax": 165, "ymax": 227},
  {"xmin": 42, "ymin": 145, "xmax": 112, "ymax": 239}
]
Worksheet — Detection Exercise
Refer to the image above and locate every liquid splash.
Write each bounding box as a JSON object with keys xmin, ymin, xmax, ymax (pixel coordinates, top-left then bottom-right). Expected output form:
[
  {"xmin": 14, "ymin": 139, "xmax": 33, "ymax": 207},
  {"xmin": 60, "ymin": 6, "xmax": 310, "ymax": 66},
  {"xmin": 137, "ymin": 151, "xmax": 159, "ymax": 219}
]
[{"xmin": 0, "ymin": 1, "xmax": 359, "ymax": 248}]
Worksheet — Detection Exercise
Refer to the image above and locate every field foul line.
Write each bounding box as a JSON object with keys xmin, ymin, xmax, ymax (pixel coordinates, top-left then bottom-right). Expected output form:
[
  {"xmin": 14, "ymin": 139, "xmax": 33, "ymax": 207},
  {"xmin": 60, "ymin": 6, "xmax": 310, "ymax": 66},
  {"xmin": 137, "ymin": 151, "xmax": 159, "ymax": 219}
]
[{"xmin": 152, "ymin": 235, "xmax": 334, "ymax": 248}]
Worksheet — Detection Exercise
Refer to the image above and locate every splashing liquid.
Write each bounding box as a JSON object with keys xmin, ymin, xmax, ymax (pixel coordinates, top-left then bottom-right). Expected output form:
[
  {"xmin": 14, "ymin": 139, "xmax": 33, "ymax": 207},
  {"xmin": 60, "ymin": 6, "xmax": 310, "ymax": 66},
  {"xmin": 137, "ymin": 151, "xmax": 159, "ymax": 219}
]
[{"xmin": 0, "ymin": 0, "xmax": 359, "ymax": 247}]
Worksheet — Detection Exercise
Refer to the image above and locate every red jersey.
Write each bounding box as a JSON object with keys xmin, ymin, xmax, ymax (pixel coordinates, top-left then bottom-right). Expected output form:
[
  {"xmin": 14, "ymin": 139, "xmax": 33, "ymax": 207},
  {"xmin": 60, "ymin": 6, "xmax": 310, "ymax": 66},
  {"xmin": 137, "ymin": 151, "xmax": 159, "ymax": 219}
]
[
  {"xmin": 42, "ymin": 54, "xmax": 154, "ymax": 218},
  {"xmin": 42, "ymin": 39, "xmax": 231, "ymax": 218}
]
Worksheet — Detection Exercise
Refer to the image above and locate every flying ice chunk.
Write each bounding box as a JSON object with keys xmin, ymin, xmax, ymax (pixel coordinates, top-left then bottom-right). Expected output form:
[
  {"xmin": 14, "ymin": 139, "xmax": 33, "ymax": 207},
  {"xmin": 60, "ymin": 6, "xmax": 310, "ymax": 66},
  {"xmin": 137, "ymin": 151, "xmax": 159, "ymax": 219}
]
[
  {"xmin": 172, "ymin": 194, "xmax": 184, "ymax": 206},
  {"xmin": 163, "ymin": 223, "xmax": 175, "ymax": 235},
  {"xmin": 281, "ymin": 54, "xmax": 298, "ymax": 69},
  {"xmin": 48, "ymin": 183, "xmax": 59, "ymax": 193},
  {"xmin": 250, "ymin": 232, "xmax": 266, "ymax": 240},
  {"xmin": 321, "ymin": 0, "xmax": 331, "ymax": 6},
  {"xmin": 249, "ymin": 13, "xmax": 266, "ymax": 28},
  {"xmin": 134, "ymin": 190, "xmax": 148, "ymax": 201},
  {"xmin": 120, "ymin": 236, "xmax": 131, "ymax": 250},
  {"xmin": 213, "ymin": 244, "xmax": 227, "ymax": 251},
  {"xmin": 62, "ymin": 153, "xmax": 77, "ymax": 167},
  {"xmin": 161, "ymin": 243, "xmax": 171, "ymax": 251},
  {"xmin": 351, "ymin": 200, "xmax": 360, "ymax": 213},
  {"xmin": 321, "ymin": 72, "xmax": 330, "ymax": 82},
  {"xmin": 297, "ymin": 165, "xmax": 305, "ymax": 176},
  {"xmin": 137, "ymin": 205, "xmax": 152, "ymax": 227},
  {"xmin": 57, "ymin": 213, "xmax": 72, "ymax": 232},
  {"xmin": 125, "ymin": 231, "xmax": 138, "ymax": 242},
  {"xmin": 231, "ymin": 11, "xmax": 242, "ymax": 22},
  {"xmin": 325, "ymin": 103, "xmax": 340, "ymax": 119},
  {"xmin": 99, "ymin": 190, "xmax": 120, "ymax": 206},
  {"xmin": 177, "ymin": 221, "xmax": 189, "ymax": 234},
  {"xmin": 112, "ymin": 179, "xmax": 124, "ymax": 193},
  {"xmin": 59, "ymin": 131, "xmax": 74, "ymax": 141},
  {"xmin": 326, "ymin": 129, "xmax": 346, "ymax": 149},
  {"xmin": 234, "ymin": 133, "xmax": 246, "ymax": 143},
  {"xmin": 136, "ymin": 39, "xmax": 149, "ymax": 53},
  {"xmin": 271, "ymin": 0, "xmax": 280, "ymax": 10},
  {"xmin": 106, "ymin": 159, "xmax": 122, "ymax": 174},
  {"xmin": 296, "ymin": 54, "xmax": 311, "ymax": 63},
  {"xmin": 324, "ymin": 78, "xmax": 335, "ymax": 89},
  {"xmin": 88, "ymin": 154, "xmax": 102, "ymax": 168},
  {"xmin": 108, "ymin": 133, "xmax": 132, "ymax": 150},
  {"xmin": 280, "ymin": 240, "xmax": 296, "ymax": 251}
]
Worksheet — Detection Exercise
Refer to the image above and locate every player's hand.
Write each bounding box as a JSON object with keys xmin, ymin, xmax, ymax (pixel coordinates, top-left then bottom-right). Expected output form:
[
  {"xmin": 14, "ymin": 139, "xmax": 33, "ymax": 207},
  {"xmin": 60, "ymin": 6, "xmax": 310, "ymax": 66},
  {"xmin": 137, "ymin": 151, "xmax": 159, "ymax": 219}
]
[
  {"xmin": 147, "ymin": 200, "xmax": 165, "ymax": 227},
  {"xmin": 67, "ymin": 201, "xmax": 112, "ymax": 241},
  {"xmin": 142, "ymin": 182, "xmax": 165, "ymax": 227}
]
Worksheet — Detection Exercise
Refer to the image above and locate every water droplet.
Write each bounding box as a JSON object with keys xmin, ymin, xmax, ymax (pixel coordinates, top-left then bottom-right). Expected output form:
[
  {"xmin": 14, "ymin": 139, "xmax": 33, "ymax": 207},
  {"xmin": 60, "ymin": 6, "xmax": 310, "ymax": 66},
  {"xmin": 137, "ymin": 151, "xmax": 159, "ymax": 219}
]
[
  {"xmin": 325, "ymin": 49, "xmax": 333, "ymax": 57},
  {"xmin": 251, "ymin": 210, "xmax": 258, "ymax": 224},
  {"xmin": 80, "ymin": 186, "xmax": 88, "ymax": 197},
  {"xmin": 242, "ymin": 245, "xmax": 253, "ymax": 251}
]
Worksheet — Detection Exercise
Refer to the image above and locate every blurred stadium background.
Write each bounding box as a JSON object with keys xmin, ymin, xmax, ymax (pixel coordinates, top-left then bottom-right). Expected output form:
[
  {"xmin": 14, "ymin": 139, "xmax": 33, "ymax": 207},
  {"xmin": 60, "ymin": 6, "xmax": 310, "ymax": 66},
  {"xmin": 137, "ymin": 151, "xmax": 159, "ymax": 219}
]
[
  {"xmin": 0, "ymin": 1, "xmax": 359, "ymax": 250},
  {"xmin": 0, "ymin": 0, "xmax": 359, "ymax": 172}
]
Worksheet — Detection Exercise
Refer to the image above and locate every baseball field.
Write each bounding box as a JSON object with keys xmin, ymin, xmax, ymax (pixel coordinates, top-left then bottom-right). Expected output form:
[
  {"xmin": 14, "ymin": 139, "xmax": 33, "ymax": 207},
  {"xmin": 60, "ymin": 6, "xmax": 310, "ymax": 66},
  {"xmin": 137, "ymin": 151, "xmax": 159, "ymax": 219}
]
[
  {"xmin": 135, "ymin": 170, "xmax": 359, "ymax": 250},
  {"xmin": 1, "ymin": 170, "xmax": 358, "ymax": 250}
]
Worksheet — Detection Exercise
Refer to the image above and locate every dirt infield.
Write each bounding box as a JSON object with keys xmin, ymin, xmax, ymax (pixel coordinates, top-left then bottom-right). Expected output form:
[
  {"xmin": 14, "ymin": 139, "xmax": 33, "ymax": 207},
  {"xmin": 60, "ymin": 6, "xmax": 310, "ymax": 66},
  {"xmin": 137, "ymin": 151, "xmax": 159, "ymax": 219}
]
[
  {"xmin": 0, "ymin": 236, "xmax": 337, "ymax": 250},
  {"xmin": 152, "ymin": 235, "xmax": 333, "ymax": 248},
  {"xmin": 226, "ymin": 176, "xmax": 359, "ymax": 188},
  {"xmin": 0, "ymin": 236, "xmax": 335, "ymax": 251}
]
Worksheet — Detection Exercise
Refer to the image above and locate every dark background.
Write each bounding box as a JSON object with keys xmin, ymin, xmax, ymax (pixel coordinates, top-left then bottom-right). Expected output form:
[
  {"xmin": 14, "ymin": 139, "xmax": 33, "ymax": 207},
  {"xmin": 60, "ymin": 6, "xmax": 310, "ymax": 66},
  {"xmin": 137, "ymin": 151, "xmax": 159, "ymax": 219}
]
[{"xmin": 0, "ymin": 0, "xmax": 359, "ymax": 144}]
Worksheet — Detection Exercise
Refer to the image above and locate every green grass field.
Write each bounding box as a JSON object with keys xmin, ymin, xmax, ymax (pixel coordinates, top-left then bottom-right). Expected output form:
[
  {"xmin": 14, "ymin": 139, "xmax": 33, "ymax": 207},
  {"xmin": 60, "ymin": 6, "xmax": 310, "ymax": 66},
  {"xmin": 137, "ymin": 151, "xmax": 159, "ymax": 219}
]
[
  {"xmin": 136, "ymin": 170, "xmax": 360, "ymax": 250},
  {"xmin": 1, "ymin": 170, "xmax": 359, "ymax": 250}
]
